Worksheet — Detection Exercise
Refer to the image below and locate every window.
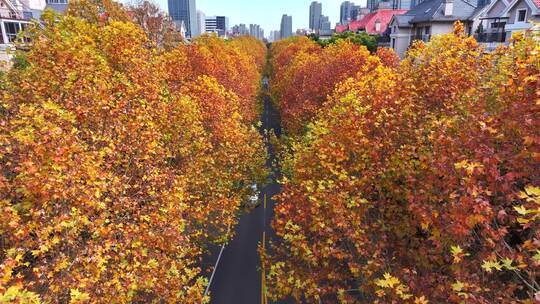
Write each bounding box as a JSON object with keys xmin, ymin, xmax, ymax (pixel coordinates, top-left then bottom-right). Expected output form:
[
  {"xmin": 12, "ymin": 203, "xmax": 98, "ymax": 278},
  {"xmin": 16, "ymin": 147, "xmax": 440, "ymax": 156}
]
[
  {"xmin": 517, "ymin": 9, "xmax": 527, "ymax": 22},
  {"xmin": 3, "ymin": 22, "xmax": 29, "ymax": 43},
  {"xmin": 46, "ymin": 0, "xmax": 68, "ymax": 3},
  {"xmin": 4, "ymin": 22, "xmax": 20, "ymax": 43},
  {"xmin": 425, "ymin": 26, "xmax": 431, "ymax": 35}
]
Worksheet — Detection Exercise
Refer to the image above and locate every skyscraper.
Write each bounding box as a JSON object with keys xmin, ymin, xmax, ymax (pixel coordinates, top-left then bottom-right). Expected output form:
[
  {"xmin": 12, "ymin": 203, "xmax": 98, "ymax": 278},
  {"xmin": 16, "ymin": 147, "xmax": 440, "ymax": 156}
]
[
  {"xmin": 196, "ymin": 10, "xmax": 205, "ymax": 36},
  {"xmin": 340, "ymin": 1, "xmax": 354, "ymax": 24},
  {"xmin": 350, "ymin": 5, "xmax": 361, "ymax": 21},
  {"xmin": 216, "ymin": 16, "xmax": 229, "ymax": 35},
  {"xmin": 319, "ymin": 15, "xmax": 332, "ymax": 36},
  {"xmin": 320, "ymin": 15, "xmax": 331, "ymax": 31},
  {"xmin": 232, "ymin": 24, "xmax": 249, "ymax": 36},
  {"xmin": 168, "ymin": 0, "xmax": 197, "ymax": 38},
  {"xmin": 309, "ymin": 1, "xmax": 322, "ymax": 31},
  {"xmin": 367, "ymin": 0, "xmax": 380, "ymax": 12},
  {"xmin": 271, "ymin": 30, "xmax": 281, "ymax": 42},
  {"xmin": 280, "ymin": 14, "xmax": 292, "ymax": 39},
  {"xmin": 250, "ymin": 24, "xmax": 263, "ymax": 39}
]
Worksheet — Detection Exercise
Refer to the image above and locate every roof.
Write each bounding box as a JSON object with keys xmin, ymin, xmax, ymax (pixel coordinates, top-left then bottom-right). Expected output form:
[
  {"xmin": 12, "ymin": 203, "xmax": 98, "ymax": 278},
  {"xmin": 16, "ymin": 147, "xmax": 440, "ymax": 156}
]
[
  {"xmin": 339, "ymin": 9, "xmax": 407, "ymax": 34},
  {"xmin": 403, "ymin": 0, "xmax": 479, "ymax": 23},
  {"xmin": 501, "ymin": 0, "xmax": 540, "ymax": 16},
  {"xmin": 393, "ymin": 14, "xmax": 414, "ymax": 27},
  {"xmin": 336, "ymin": 24, "xmax": 348, "ymax": 33}
]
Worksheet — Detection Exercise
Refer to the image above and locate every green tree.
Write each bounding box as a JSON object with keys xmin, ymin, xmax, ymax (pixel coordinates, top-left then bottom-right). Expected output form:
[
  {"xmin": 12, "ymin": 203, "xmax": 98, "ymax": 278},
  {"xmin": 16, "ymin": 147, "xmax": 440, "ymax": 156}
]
[{"xmin": 309, "ymin": 31, "xmax": 378, "ymax": 52}]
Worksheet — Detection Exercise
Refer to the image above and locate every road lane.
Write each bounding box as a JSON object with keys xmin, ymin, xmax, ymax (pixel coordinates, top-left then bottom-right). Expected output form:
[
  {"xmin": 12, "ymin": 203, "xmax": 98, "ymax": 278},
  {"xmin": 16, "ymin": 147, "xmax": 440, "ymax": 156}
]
[{"xmin": 208, "ymin": 80, "xmax": 285, "ymax": 304}]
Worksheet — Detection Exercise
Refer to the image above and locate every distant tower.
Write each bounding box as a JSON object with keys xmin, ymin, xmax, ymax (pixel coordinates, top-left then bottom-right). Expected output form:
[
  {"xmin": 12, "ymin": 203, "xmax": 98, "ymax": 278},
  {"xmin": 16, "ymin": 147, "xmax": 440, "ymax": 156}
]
[
  {"xmin": 196, "ymin": 10, "xmax": 205, "ymax": 36},
  {"xmin": 366, "ymin": 0, "xmax": 379, "ymax": 12},
  {"xmin": 168, "ymin": 0, "xmax": 197, "ymax": 38},
  {"xmin": 340, "ymin": 1, "xmax": 354, "ymax": 24},
  {"xmin": 280, "ymin": 14, "xmax": 292, "ymax": 39},
  {"xmin": 309, "ymin": 1, "xmax": 322, "ymax": 31}
]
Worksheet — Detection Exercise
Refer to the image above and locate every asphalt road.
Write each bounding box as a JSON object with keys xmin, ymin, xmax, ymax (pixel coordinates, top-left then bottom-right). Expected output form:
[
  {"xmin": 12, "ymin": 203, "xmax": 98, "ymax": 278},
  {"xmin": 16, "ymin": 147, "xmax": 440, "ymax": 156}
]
[{"xmin": 206, "ymin": 80, "xmax": 287, "ymax": 304}]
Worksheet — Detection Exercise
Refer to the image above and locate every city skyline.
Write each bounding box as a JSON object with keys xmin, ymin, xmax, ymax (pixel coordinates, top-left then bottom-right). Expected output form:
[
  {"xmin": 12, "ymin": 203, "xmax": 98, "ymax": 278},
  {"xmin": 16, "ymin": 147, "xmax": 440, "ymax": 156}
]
[{"xmin": 153, "ymin": 0, "xmax": 368, "ymax": 33}]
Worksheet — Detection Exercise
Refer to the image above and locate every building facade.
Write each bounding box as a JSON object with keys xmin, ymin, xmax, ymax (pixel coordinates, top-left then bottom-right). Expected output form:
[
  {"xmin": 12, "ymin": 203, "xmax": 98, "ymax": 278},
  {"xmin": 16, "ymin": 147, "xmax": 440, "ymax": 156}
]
[
  {"xmin": 309, "ymin": 1, "xmax": 322, "ymax": 30},
  {"xmin": 501, "ymin": 0, "xmax": 540, "ymax": 37},
  {"xmin": 271, "ymin": 30, "xmax": 281, "ymax": 42},
  {"xmin": 168, "ymin": 0, "xmax": 197, "ymax": 38},
  {"xmin": 388, "ymin": 0, "xmax": 495, "ymax": 58},
  {"xmin": 340, "ymin": 1, "xmax": 355, "ymax": 23},
  {"xmin": 319, "ymin": 15, "xmax": 332, "ymax": 35},
  {"xmin": 1, "ymin": 0, "xmax": 44, "ymax": 66},
  {"xmin": 196, "ymin": 10, "xmax": 205, "ymax": 36},
  {"xmin": 249, "ymin": 23, "xmax": 265, "ymax": 40},
  {"xmin": 205, "ymin": 16, "xmax": 228, "ymax": 36},
  {"xmin": 232, "ymin": 23, "xmax": 249, "ymax": 36},
  {"xmin": 280, "ymin": 14, "xmax": 292, "ymax": 39}
]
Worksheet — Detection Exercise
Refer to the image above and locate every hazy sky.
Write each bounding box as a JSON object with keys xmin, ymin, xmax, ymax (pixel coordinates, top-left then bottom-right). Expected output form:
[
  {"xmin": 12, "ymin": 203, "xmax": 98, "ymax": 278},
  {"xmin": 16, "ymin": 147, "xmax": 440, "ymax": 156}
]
[{"xmin": 152, "ymin": 0, "xmax": 367, "ymax": 33}]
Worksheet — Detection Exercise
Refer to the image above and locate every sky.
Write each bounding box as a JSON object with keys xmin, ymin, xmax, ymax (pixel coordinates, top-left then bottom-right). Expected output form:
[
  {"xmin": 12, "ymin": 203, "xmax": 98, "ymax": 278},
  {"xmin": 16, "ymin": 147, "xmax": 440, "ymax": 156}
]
[{"xmin": 153, "ymin": 0, "xmax": 367, "ymax": 34}]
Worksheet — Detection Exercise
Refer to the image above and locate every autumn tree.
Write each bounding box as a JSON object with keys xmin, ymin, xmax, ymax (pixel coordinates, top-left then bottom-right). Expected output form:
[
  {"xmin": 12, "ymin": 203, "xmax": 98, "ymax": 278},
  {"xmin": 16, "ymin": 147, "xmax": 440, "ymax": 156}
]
[
  {"xmin": 0, "ymin": 4, "xmax": 266, "ymax": 302},
  {"xmin": 67, "ymin": 0, "xmax": 130, "ymax": 23},
  {"xmin": 269, "ymin": 36, "xmax": 321, "ymax": 106},
  {"xmin": 265, "ymin": 23, "xmax": 540, "ymax": 303},
  {"xmin": 270, "ymin": 39, "xmax": 379, "ymax": 135},
  {"xmin": 375, "ymin": 46, "xmax": 400, "ymax": 68},
  {"xmin": 229, "ymin": 35, "xmax": 267, "ymax": 73},
  {"xmin": 163, "ymin": 34, "xmax": 263, "ymax": 123},
  {"xmin": 127, "ymin": 0, "xmax": 184, "ymax": 50}
]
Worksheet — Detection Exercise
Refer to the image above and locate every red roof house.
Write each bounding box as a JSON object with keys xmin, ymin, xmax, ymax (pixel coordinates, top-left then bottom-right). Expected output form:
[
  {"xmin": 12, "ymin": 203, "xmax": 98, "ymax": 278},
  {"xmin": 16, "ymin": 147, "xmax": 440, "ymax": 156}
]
[{"xmin": 336, "ymin": 9, "xmax": 407, "ymax": 35}]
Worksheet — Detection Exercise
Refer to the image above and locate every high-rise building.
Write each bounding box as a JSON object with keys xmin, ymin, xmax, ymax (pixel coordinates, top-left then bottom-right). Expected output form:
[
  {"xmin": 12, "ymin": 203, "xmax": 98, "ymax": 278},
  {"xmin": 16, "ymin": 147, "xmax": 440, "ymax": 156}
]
[
  {"xmin": 319, "ymin": 15, "xmax": 332, "ymax": 36},
  {"xmin": 270, "ymin": 30, "xmax": 281, "ymax": 42},
  {"xmin": 367, "ymin": 0, "xmax": 380, "ymax": 12},
  {"xmin": 205, "ymin": 16, "xmax": 228, "ymax": 36},
  {"xmin": 269, "ymin": 30, "xmax": 276, "ymax": 42},
  {"xmin": 240, "ymin": 24, "xmax": 249, "ymax": 35},
  {"xmin": 205, "ymin": 16, "xmax": 217, "ymax": 34},
  {"xmin": 350, "ymin": 5, "xmax": 361, "ymax": 21},
  {"xmin": 391, "ymin": 0, "xmax": 414, "ymax": 9},
  {"xmin": 340, "ymin": 1, "xmax": 354, "ymax": 24},
  {"xmin": 216, "ymin": 16, "xmax": 228, "ymax": 35},
  {"xmin": 280, "ymin": 14, "xmax": 292, "ymax": 39},
  {"xmin": 232, "ymin": 23, "xmax": 249, "ymax": 36},
  {"xmin": 249, "ymin": 24, "xmax": 260, "ymax": 37},
  {"xmin": 319, "ymin": 15, "xmax": 331, "ymax": 31},
  {"xmin": 168, "ymin": 0, "xmax": 197, "ymax": 38},
  {"xmin": 196, "ymin": 10, "xmax": 205, "ymax": 36},
  {"xmin": 309, "ymin": 1, "xmax": 322, "ymax": 31}
]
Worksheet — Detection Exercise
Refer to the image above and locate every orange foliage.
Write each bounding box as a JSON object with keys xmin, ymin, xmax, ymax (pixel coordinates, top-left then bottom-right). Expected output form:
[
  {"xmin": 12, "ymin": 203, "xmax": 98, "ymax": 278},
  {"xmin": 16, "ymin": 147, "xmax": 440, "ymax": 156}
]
[
  {"xmin": 376, "ymin": 47, "xmax": 400, "ymax": 68},
  {"xmin": 266, "ymin": 23, "xmax": 540, "ymax": 303},
  {"xmin": 270, "ymin": 38, "xmax": 380, "ymax": 135},
  {"xmin": 0, "ymin": 7, "xmax": 266, "ymax": 303},
  {"xmin": 229, "ymin": 35, "xmax": 267, "ymax": 72},
  {"xmin": 163, "ymin": 35, "xmax": 261, "ymax": 123}
]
